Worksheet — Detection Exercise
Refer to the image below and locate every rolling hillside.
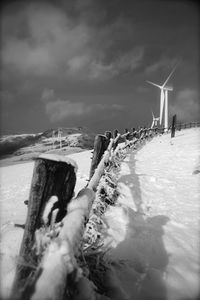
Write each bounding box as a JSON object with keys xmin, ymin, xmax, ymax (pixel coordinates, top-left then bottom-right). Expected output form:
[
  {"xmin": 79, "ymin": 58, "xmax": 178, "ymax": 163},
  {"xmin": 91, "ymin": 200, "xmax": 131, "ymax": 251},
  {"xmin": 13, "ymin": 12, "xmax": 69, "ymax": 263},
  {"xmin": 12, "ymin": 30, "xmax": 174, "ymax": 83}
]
[{"xmin": 0, "ymin": 127, "xmax": 95, "ymax": 166}]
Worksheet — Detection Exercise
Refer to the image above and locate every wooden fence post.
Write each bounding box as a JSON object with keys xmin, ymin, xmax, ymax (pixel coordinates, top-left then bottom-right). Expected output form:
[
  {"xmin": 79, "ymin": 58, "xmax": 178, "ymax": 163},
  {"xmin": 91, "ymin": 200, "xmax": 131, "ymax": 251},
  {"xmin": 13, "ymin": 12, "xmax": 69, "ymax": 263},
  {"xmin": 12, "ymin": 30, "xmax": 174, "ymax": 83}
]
[
  {"xmin": 29, "ymin": 188, "xmax": 95, "ymax": 300},
  {"xmin": 89, "ymin": 134, "xmax": 108, "ymax": 180},
  {"xmin": 171, "ymin": 114, "xmax": 176, "ymax": 138},
  {"xmin": 113, "ymin": 129, "xmax": 119, "ymax": 138},
  {"xmin": 105, "ymin": 131, "xmax": 112, "ymax": 141},
  {"xmin": 113, "ymin": 129, "xmax": 119, "ymax": 150},
  {"xmin": 11, "ymin": 154, "xmax": 77, "ymax": 299}
]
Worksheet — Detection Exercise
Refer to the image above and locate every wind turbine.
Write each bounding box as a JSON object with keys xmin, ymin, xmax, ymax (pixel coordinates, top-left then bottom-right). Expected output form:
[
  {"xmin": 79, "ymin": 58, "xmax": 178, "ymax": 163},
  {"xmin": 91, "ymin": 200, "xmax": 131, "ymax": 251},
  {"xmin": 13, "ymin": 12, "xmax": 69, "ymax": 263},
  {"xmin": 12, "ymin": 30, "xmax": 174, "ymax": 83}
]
[
  {"xmin": 151, "ymin": 111, "xmax": 160, "ymax": 129},
  {"xmin": 147, "ymin": 65, "xmax": 177, "ymax": 131}
]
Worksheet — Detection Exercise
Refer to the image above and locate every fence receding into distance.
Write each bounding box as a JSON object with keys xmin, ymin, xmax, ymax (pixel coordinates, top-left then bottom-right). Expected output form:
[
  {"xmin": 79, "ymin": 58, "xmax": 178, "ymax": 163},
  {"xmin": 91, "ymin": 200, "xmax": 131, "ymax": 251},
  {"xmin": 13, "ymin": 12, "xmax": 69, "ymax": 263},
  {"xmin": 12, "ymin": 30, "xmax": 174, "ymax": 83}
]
[{"xmin": 10, "ymin": 120, "xmax": 200, "ymax": 300}]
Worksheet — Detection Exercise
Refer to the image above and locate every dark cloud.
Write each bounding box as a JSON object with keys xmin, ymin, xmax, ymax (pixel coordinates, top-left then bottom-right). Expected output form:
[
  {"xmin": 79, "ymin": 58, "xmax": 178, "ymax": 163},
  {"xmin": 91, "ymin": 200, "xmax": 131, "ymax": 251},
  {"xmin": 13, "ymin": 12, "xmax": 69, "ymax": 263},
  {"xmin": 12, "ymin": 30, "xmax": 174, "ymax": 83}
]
[
  {"xmin": 41, "ymin": 88, "xmax": 124, "ymax": 123},
  {"xmin": 170, "ymin": 89, "xmax": 199, "ymax": 122},
  {"xmin": 2, "ymin": 1, "xmax": 146, "ymax": 82},
  {"xmin": 0, "ymin": 0, "xmax": 199, "ymax": 134}
]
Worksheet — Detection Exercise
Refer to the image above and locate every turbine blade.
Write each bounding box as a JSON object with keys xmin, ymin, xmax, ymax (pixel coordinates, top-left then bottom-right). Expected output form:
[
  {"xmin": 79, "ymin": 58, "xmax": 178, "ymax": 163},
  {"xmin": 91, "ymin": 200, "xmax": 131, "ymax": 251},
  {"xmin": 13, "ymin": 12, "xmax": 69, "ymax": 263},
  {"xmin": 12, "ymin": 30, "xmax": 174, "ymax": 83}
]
[
  {"xmin": 146, "ymin": 80, "xmax": 162, "ymax": 89},
  {"xmin": 162, "ymin": 64, "xmax": 177, "ymax": 87},
  {"xmin": 160, "ymin": 89, "xmax": 165, "ymax": 124},
  {"xmin": 151, "ymin": 110, "xmax": 155, "ymax": 119},
  {"xmin": 151, "ymin": 120, "xmax": 154, "ymax": 128}
]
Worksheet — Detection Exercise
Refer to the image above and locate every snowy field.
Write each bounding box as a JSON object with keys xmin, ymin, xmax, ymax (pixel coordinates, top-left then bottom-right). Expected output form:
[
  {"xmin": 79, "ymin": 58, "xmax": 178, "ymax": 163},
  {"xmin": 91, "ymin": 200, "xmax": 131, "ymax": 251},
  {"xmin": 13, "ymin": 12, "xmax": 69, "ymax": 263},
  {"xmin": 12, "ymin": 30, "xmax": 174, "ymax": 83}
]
[
  {"xmin": 0, "ymin": 128, "xmax": 200, "ymax": 299},
  {"xmin": 101, "ymin": 128, "xmax": 200, "ymax": 300}
]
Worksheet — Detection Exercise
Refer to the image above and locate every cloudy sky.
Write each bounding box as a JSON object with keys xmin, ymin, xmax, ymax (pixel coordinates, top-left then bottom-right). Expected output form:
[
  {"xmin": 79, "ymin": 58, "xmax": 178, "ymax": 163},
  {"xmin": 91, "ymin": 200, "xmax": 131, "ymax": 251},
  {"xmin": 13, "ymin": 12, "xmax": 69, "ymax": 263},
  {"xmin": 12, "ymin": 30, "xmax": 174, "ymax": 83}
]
[{"xmin": 1, "ymin": 0, "xmax": 199, "ymax": 134}]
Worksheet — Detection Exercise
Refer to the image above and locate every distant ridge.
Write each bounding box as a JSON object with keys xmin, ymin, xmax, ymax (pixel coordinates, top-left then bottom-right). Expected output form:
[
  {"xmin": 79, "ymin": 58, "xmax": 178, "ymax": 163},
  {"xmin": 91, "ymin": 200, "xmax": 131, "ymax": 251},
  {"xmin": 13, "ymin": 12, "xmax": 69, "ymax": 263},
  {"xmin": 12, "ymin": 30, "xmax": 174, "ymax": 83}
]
[{"xmin": 0, "ymin": 127, "xmax": 95, "ymax": 164}]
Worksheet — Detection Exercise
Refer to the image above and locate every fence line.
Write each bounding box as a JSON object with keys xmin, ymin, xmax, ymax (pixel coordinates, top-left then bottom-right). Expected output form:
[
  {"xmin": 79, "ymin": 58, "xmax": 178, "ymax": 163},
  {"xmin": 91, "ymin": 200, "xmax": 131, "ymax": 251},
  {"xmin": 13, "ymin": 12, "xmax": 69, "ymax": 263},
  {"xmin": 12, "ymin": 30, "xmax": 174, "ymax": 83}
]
[
  {"xmin": 11, "ymin": 120, "xmax": 199, "ymax": 300},
  {"xmin": 30, "ymin": 135, "xmax": 143, "ymax": 300},
  {"xmin": 176, "ymin": 121, "xmax": 200, "ymax": 130}
]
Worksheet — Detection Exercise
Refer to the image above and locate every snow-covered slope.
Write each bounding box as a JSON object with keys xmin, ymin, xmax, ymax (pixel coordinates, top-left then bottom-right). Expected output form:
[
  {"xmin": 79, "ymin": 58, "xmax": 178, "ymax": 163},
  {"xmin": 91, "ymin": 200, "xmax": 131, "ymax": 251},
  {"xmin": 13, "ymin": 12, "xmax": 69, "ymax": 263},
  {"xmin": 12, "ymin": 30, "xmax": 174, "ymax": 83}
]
[{"xmin": 0, "ymin": 128, "xmax": 199, "ymax": 299}]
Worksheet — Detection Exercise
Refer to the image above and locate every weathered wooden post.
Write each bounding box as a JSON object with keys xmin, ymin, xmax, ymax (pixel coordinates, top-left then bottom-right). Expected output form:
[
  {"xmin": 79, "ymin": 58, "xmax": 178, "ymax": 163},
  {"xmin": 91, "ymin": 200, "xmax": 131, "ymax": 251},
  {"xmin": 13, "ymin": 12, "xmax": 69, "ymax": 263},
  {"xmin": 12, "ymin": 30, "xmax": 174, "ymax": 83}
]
[
  {"xmin": 89, "ymin": 134, "xmax": 108, "ymax": 180},
  {"xmin": 113, "ymin": 129, "xmax": 119, "ymax": 150},
  {"xmin": 113, "ymin": 129, "xmax": 118, "ymax": 138},
  {"xmin": 171, "ymin": 114, "xmax": 176, "ymax": 138},
  {"xmin": 105, "ymin": 131, "xmax": 112, "ymax": 149},
  {"xmin": 11, "ymin": 154, "xmax": 77, "ymax": 299},
  {"xmin": 105, "ymin": 131, "xmax": 112, "ymax": 141}
]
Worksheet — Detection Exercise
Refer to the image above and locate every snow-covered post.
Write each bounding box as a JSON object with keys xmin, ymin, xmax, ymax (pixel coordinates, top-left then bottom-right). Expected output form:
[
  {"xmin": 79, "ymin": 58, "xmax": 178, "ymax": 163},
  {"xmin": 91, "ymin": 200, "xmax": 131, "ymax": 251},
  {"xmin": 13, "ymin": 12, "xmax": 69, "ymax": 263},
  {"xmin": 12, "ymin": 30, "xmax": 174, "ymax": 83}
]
[
  {"xmin": 171, "ymin": 114, "xmax": 176, "ymax": 138},
  {"xmin": 105, "ymin": 131, "xmax": 112, "ymax": 150},
  {"xmin": 124, "ymin": 128, "xmax": 129, "ymax": 144},
  {"xmin": 113, "ymin": 129, "xmax": 119, "ymax": 150},
  {"xmin": 105, "ymin": 131, "xmax": 112, "ymax": 141},
  {"xmin": 11, "ymin": 154, "xmax": 77, "ymax": 299},
  {"xmin": 58, "ymin": 128, "xmax": 62, "ymax": 149},
  {"xmin": 88, "ymin": 138, "xmax": 114, "ymax": 191},
  {"xmin": 52, "ymin": 130, "xmax": 56, "ymax": 149},
  {"xmin": 29, "ymin": 188, "xmax": 95, "ymax": 300},
  {"xmin": 113, "ymin": 129, "xmax": 118, "ymax": 138},
  {"xmin": 89, "ymin": 134, "xmax": 108, "ymax": 180}
]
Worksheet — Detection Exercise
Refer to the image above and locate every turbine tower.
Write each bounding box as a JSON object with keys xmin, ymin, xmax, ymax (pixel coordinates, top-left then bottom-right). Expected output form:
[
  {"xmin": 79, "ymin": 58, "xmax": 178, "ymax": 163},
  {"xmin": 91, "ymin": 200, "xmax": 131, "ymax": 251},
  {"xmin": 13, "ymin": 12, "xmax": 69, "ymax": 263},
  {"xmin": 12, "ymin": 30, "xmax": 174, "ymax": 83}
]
[
  {"xmin": 151, "ymin": 111, "xmax": 160, "ymax": 129},
  {"xmin": 147, "ymin": 65, "xmax": 177, "ymax": 131}
]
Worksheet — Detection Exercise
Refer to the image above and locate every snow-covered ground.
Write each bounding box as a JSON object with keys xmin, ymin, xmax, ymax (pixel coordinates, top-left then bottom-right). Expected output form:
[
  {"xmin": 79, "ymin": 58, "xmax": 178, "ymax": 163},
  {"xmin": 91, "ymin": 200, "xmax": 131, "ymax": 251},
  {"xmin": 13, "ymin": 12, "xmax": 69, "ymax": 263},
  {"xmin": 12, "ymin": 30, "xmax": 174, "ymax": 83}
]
[
  {"xmin": 0, "ymin": 161, "xmax": 34, "ymax": 297},
  {"xmin": 101, "ymin": 128, "xmax": 200, "ymax": 300},
  {"xmin": 0, "ymin": 150, "xmax": 92, "ymax": 298},
  {"xmin": 0, "ymin": 128, "xmax": 200, "ymax": 299}
]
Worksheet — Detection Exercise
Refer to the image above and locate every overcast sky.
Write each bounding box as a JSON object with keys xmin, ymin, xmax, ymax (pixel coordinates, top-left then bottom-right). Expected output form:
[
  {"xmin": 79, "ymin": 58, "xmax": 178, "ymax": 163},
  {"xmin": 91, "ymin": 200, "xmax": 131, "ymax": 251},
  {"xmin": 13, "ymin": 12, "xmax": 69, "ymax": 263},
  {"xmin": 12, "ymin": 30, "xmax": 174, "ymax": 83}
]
[{"xmin": 1, "ymin": 0, "xmax": 199, "ymax": 134}]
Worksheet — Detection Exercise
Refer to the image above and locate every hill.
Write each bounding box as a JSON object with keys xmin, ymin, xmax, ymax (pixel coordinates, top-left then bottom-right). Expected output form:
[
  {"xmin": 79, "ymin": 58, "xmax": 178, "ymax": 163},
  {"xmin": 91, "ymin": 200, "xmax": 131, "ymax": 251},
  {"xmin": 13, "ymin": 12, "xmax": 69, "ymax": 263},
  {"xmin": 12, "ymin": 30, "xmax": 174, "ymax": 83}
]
[{"xmin": 0, "ymin": 127, "xmax": 95, "ymax": 166}]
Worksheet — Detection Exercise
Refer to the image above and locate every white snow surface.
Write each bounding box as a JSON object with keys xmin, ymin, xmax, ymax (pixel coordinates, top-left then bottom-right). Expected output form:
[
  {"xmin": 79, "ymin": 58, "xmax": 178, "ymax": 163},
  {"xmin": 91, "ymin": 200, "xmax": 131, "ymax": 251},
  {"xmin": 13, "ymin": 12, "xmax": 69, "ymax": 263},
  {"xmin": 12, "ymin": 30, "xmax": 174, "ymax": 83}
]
[
  {"xmin": 101, "ymin": 128, "xmax": 200, "ymax": 300},
  {"xmin": 0, "ymin": 129, "xmax": 200, "ymax": 300}
]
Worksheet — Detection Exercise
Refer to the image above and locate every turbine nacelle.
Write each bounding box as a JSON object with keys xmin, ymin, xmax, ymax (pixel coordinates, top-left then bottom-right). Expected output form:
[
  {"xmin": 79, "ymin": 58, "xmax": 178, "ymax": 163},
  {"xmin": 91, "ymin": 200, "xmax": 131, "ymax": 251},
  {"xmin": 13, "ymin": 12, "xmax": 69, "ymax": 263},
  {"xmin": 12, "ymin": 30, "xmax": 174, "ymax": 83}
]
[{"xmin": 163, "ymin": 85, "xmax": 173, "ymax": 91}]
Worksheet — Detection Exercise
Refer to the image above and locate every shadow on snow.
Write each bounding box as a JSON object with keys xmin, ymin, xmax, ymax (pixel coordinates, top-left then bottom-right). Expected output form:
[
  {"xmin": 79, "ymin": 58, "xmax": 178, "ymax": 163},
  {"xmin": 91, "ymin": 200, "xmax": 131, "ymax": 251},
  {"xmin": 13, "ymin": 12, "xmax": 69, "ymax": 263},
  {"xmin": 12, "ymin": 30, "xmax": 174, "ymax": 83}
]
[{"xmin": 102, "ymin": 147, "xmax": 170, "ymax": 300}]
